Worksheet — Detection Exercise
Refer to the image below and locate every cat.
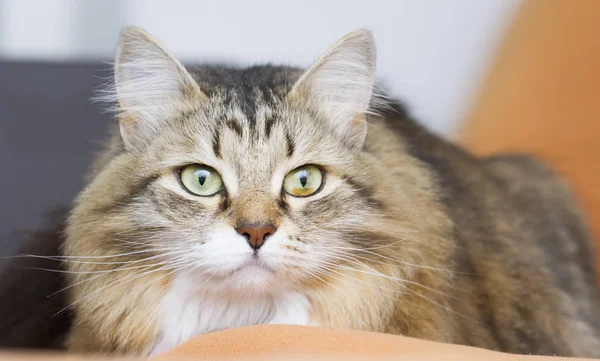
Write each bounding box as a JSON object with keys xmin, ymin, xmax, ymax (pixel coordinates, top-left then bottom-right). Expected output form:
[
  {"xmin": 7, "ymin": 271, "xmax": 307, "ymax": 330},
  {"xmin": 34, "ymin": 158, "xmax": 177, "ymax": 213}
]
[{"xmin": 4, "ymin": 26, "xmax": 600, "ymax": 356}]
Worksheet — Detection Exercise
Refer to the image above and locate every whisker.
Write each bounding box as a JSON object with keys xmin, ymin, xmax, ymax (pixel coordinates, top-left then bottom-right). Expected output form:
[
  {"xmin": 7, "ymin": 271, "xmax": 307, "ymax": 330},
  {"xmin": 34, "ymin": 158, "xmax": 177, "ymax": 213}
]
[
  {"xmin": 321, "ymin": 257, "xmax": 454, "ymax": 300},
  {"xmin": 13, "ymin": 248, "xmax": 173, "ymax": 260},
  {"xmin": 27, "ymin": 249, "xmax": 191, "ymax": 265},
  {"xmin": 54, "ymin": 258, "xmax": 194, "ymax": 316},
  {"xmin": 47, "ymin": 254, "xmax": 192, "ymax": 297},
  {"xmin": 314, "ymin": 245, "xmax": 471, "ymax": 274},
  {"xmin": 303, "ymin": 258, "xmax": 480, "ymax": 324},
  {"xmin": 290, "ymin": 258, "xmax": 409, "ymax": 299}
]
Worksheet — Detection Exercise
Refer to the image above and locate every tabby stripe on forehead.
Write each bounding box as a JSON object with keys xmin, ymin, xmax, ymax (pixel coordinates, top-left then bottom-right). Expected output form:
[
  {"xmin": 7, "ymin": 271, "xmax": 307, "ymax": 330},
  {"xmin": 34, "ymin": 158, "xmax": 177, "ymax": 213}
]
[
  {"xmin": 343, "ymin": 175, "xmax": 383, "ymax": 210},
  {"xmin": 212, "ymin": 130, "xmax": 221, "ymax": 158},
  {"xmin": 264, "ymin": 116, "xmax": 276, "ymax": 138},
  {"xmin": 285, "ymin": 131, "xmax": 295, "ymax": 157},
  {"xmin": 226, "ymin": 118, "xmax": 243, "ymax": 137}
]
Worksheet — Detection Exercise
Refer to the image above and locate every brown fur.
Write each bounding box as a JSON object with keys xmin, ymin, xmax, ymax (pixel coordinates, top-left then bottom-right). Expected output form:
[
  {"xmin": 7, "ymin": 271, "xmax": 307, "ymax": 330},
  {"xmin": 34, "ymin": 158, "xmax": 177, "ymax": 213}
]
[{"xmin": 62, "ymin": 27, "xmax": 600, "ymax": 356}]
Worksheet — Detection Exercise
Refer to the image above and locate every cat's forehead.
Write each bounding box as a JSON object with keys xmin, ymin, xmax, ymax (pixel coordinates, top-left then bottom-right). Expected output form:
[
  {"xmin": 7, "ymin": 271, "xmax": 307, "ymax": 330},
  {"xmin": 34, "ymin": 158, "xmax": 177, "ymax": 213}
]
[
  {"xmin": 187, "ymin": 64, "xmax": 307, "ymax": 143},
  {"xmin": 147, "ymin": 65, "xmax": 347, "ymax": 183},
  {"xmin": 153, "ymin": 92, "xmax": 321, "ymax": 182},
  {"xmin": 207, "ymin": 100, "xmax": 323, "ymax": 179},
  {"xmin": 208, "ymin": 101, "xmax": 294, "ymax": 170},
  {"xmin": 190, "ymin": 65, "xmax": 304, "ymax": 101}
]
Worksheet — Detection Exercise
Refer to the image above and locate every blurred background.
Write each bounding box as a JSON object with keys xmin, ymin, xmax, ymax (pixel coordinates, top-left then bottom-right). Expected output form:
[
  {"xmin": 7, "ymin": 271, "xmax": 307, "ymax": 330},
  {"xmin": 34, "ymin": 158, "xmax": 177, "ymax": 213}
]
[
  {"xmin": 0, "ymin": 0, "xmax": 521, "ymax": 135},
  {"xmin": 2, "ymin": 0, "xmax": 600, "ymax": 270}
]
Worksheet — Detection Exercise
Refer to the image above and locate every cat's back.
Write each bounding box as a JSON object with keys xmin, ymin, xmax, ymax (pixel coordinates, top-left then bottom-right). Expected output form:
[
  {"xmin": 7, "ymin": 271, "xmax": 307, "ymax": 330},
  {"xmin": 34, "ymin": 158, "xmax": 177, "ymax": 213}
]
[
  {"xmin": 377, "ymin": 112, "xmax": 600, "ymax": 355},
  {"xmin": 483, "ymin": 154, "xmax": 600, "ymax": 328}
]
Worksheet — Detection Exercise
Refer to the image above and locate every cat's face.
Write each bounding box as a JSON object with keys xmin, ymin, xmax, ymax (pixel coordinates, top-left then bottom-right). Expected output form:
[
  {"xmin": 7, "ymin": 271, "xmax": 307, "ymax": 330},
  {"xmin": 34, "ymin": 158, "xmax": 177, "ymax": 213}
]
[
  {"xmin": 68, "ymin": 27, "xmax": 388, "ymax": 296},
  {"xmin": 125, "ymin": 95, "xmax": 378, "ymax": 293}
]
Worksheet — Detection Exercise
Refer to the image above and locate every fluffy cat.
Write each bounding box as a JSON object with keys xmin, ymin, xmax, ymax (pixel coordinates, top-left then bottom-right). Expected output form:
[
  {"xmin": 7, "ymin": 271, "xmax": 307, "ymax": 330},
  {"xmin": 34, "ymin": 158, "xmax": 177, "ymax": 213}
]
[{"xmin": 24, "ymin": 27, "xmax": 600, "ymax": 356}]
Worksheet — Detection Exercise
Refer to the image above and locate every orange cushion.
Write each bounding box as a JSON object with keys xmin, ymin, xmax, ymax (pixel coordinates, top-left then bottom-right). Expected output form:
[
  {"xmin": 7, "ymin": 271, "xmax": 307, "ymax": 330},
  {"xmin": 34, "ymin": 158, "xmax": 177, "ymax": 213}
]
[
  {"xmin": 459, "ymin": 0, "xmax": 600, "ymax": 274},
  {"xmin": 154, "ymin": 325, "xmax": 593, "ymax": 361}
]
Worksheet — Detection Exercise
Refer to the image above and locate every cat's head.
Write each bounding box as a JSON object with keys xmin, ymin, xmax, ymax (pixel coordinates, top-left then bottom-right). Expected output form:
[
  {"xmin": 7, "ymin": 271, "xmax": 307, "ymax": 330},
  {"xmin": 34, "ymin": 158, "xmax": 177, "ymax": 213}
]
[{"xmin": 66, "ymin": 27, "xmax": 418, "ymax": 296}]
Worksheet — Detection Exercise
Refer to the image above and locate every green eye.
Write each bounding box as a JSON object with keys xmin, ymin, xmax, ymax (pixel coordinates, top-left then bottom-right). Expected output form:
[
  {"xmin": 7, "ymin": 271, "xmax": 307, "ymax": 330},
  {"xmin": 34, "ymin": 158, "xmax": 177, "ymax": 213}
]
[
  {"xmin": 179, "ymin": 164, "xmax": 224, "ymax": 196},
  {"xmin": 283, "ymin": 165, "xmax": 324, "ymax": 197}
]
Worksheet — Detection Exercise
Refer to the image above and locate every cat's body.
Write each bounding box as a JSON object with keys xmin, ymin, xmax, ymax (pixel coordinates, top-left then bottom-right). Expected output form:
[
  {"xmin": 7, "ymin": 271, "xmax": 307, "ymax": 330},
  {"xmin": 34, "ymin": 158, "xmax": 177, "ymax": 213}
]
[
  {"xmin": 5, "ymin": 28, "xmax": 600, "ymax": 356},
  {"xmin": 65, "ymin": 94, "xmax": 600, "ymax": 356}
]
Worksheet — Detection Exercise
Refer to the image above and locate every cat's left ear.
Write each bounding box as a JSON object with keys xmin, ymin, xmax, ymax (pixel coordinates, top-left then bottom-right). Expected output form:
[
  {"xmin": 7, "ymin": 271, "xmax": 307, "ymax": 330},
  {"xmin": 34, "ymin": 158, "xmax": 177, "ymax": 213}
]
[{"xmin": 289, "ymin": 30, "xmax": 376, "ymax": 147}]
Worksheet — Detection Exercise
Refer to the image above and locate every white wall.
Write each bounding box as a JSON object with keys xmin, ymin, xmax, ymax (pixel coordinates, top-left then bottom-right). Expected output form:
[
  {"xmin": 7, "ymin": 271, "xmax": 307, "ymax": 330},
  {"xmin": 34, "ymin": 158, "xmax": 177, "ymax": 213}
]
[{"xmin": 0, "ymin": 0, "xmax": 521, "ymax": 136}]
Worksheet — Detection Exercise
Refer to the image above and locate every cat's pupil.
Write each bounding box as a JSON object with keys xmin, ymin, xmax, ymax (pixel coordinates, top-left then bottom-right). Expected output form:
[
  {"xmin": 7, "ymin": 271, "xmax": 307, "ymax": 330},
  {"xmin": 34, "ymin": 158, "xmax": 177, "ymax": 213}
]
[
  {"xmin": 197, "ymin": 171, "xmax": 208, "ymax": 186},
  {"xmin": 299, "ymin": 171, "xmax": 308, "ymax": 187}
]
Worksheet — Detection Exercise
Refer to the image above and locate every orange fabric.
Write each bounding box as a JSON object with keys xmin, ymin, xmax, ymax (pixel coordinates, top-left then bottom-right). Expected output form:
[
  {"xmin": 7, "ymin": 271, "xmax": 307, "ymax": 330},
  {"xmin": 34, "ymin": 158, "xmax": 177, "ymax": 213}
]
[
  {"xmin": 459, "ymin": 0, "xmax": 600, "ymax": 272},
  {"xmin": 0, "ymin": 326, "xmax": 594, "ymax": 360},
  {"xmin": 153, "ymin": 325, "xmax": 591, "ymax": 361}
]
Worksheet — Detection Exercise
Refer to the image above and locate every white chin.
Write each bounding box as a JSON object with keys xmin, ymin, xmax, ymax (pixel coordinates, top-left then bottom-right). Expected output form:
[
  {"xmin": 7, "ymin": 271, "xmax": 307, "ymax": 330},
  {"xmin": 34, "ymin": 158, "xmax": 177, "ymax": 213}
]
[
  {"xmin": 232, "ymin": 265, "xmax": 275, "ymax": 291},
  {"xmin": 200, "ymin": 257, "xmax": 279, "ymax": 293}
]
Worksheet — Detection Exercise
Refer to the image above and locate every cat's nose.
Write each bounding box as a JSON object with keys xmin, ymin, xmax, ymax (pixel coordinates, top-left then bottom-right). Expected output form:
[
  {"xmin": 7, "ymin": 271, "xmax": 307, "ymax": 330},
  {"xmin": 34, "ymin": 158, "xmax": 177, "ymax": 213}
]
[{"xmin": 236, "ymin": 224, "xmax": 276, "ymax": 250}]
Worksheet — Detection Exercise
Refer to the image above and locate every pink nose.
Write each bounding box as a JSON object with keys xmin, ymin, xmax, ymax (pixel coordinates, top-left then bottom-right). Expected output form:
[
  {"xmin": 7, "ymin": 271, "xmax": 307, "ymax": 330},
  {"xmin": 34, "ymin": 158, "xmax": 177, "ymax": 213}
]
[{"xmin": 236, "ymin": 224, "xmax": 276, "ymax": 250}]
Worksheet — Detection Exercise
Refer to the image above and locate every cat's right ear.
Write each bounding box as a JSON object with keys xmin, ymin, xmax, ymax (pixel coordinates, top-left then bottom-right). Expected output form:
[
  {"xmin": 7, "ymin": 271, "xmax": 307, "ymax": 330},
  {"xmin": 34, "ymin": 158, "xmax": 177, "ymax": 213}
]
[
  {"xmin": 288, "ymin": 30, "xmax": 376, "ymax": 148},
  {"xmin": 110, "ymin": 27, "xmax": 206, "ymax": 150}
]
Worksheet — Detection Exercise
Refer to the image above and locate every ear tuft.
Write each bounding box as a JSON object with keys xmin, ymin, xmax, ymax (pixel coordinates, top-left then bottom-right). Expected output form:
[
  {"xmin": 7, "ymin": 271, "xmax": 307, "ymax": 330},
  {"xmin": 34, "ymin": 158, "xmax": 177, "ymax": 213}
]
[
  {"xmin": 289, "ymin": 29, "xmax": 377, "ymax": 146},
  {"xmin": 97, "ymin": 26, "xmax": 205, "ymax": 150}
]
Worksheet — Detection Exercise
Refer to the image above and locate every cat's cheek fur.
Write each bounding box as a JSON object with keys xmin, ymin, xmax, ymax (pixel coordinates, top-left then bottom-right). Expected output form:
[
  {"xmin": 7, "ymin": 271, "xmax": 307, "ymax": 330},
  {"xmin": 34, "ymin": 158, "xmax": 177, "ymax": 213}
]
[{"xmin": 149, "ymin": 276, "xmax": 315, "ymax": 355}]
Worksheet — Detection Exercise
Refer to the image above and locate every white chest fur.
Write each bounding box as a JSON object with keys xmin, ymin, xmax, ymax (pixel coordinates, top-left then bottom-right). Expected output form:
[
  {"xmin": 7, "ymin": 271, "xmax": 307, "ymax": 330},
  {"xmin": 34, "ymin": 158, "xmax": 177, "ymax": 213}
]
[{"xmin": 149, "ymin": 276, "xmax": 313, "ymax": 355}]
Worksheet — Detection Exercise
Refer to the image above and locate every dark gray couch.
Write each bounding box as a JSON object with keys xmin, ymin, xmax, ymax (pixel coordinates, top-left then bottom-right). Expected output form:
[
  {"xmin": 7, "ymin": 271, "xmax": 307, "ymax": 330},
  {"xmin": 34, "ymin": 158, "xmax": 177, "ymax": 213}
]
[
  {"xmin": 0, "ymin": 61, "xmax": 113, "ymax": 348},
  {"xmin": 0, "ymin": 61, "xmax": 111, "ymax": 255}
]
